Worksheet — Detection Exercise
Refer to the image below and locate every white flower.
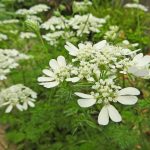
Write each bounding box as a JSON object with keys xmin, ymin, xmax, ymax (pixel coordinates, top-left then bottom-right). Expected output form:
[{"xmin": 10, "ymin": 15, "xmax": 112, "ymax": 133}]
[
  {"xmin": 128, "ymin": 53, "xmax": 150, "ymax": 78},
  {"xmin": 104, "ymin": 25, "xmax": 119, "ymax": 40},
  {"xmin": 0, "ymin": 33, "xmax": 8, "ymax": 41},
  {"xmin": 38, "ymin": 56, "xmax": 72, "ymax": 88},
  {"xmin": 43, "ymin": 31, "xmax": 75, "ymax": 46},
  {"xmin": 29, "ymin": 4, "xmax": 50, "ymax": 14},
  {"xmin": 16, "ymin": 9, "xmax": 32, "ymax": 15},
  {"xmin": 68, "ymin": 14, "xmax": 106, "ymax": 36},
  {"xmin": 73, "ymin": 0, "xmax": 92, "ymax": 13},
  {"xmin": 75, "ymin": 84, "xmax": 140, "ymax": 125},
  {"xmin": 16, "ymin": 4, "xmax": 50, "ymax": 15},
  {"xmin": 0, "ymin": 49, "xmax": 31, "ymax": 80},
  {"xmin": 0, "ymin": 84, "xmax": 37, "ymax": 113},
  {"xmin": 0, "ymin": 19, "xmax": 19, "ymax": 25},
  {"xmin": 124, "ymin": 3, "xmax": 148, "ymax": 12},
  {"xmin": 26, "ymin": 15, "xmax": 42, "ymax": 23},
  {"xmin": 65, "ymin": 40, "xmax": 107, "ymax": 58},
  {"xmin": 42, "ymin": 31, "xmax": 64, "ymax": 46},
  {"xmin": 20, "ymin": 32, "xmax": 37, "ymax": 39},
  {"xmin": 41, "ymin": 16, "xmax": 67, "ymax": 31}
]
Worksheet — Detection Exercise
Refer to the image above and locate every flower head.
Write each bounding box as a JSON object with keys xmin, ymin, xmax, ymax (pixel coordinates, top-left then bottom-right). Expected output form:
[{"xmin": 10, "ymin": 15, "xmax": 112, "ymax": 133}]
[
  {"xmin": 0, "ymin": 84, "xmax": 37, "ymax": 113},
  {"xmin": 38, "ymin": 56, "xmax": 73, "ymax": 88}
]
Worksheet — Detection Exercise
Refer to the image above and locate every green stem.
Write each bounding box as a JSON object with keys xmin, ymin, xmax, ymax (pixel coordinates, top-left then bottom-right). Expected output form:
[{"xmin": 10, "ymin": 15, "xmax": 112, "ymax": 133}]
[
  {"xmin": 79, "ymin": 13, "xmax": 90, "ymax": 36},
  {"xmin": 36, "ymin": 31, "xmax": 48, "ymax": 53}
]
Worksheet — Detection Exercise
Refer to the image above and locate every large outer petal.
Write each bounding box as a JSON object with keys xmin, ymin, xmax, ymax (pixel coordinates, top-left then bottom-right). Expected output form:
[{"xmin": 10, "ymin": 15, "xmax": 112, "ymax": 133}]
[
  {"xmin": 49, "ymin": 59, "xmax": 59, "ymax": 71},
  {"xmin": 75, "ymin": 92, "xmax": 94, "ymax": 99},
  {"xmin": 43, "ymin": 69, "xmax": 55, "ymax": 77},
  {"xmin": 77, "ymin": 99, "xmax": 96, "ymax": 108},
  {"xmin": 37, "ymin": 77, "xmax": 54, "ymax": 82},
  {"xmin": 65, "ymin": 42, "xmax": 78, "ymax": 56},
  {"xmin": 107, "ymin": 105, "xmax": 122, "ymax": 123},
  {"xmin": 57, "ymin": 56, "xmax": 66, "ymax": 67},
  {"xmin": 98, "ymin": 105, "xmax": 109, "ymax": 125},
  {"xmin": 116, "ymin": 96, "xmax": 138, "ymax": 105},
  {"xmin": 93, "ymin": 40, "xmax": 107, "ymax": 50},
  {"xmin": 39, "ymin": 81, "xmax": 59, "ymax": 88},
  {"xmin": 118, "ymin": 87, "xmax": 140, "ymax": 96}
]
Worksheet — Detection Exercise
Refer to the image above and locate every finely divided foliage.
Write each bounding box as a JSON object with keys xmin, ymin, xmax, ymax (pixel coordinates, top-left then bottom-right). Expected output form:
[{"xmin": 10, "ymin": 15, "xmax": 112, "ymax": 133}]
[{"xmin": 0, "ymin": 0, "xmax": 150, "ymax": 136}]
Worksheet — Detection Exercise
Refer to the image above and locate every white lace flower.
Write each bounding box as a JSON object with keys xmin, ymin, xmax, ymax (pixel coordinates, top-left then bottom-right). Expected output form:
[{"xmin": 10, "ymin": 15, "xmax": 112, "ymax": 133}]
[
  {"xmin": 0, "ymin": 49, "xmax": 31, "ymax": 80},
  {"xmin": 42, "ymin": 31, "xmax": 64, "ymax": 46},
  {"xmin": 128, "ymin": 53, "xmax": 150, "ymax": 78},
  {"xmin": 20, "ymin": 32, "xmax": 37, "ymax": 39},
  {"xmin": 0, "ymin": 84, "xmax": 37, "ymax": 113},
  {"xmin": 0, "ymin": 19, "xmax": 19, "ymax": 25},
  {"xmin": 75, "ymin": 85, "xmax": 140, "ymax": 125},
  {"xmin": 73, "ymin": 0, "xmax": 92, "ymax": 13},
  {"xmin": 104, "ymin": 25, "xmax": 119, "ymax": 40},
  {"xmin": 41, "ymin": 16, "xmax": 67, "ymax": 31},
  {"xmin": 0, "ymin": 33, "xmax": 8, "ymax": 41},
  {"xmin": 68, "ymin": 14, "xmax": 106, "ymax": 36},
  {"xmin": 124, "ymin": 3, "xmax": 148, "ymax": 12},
  {"xmin": 65, "ymin": 40, "xmax": 107, "ymax": 58},
  {"xmin": 26, "ymin": 15, "xmax": 42, "ymax": 23},
  {"xmin": 29, "ymin": 4, "xmax": 50, "ymax": 14},
  {"xmin": 16, "ymin": 4, "xmax": 50, "ymax": 15},
  {"xmin": 38, "ymin": 56, "xmax": 72, "ymax": 88}
]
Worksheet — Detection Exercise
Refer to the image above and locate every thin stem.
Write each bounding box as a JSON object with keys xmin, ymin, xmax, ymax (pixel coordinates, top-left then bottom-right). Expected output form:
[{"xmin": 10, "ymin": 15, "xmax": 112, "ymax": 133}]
[
  {"xmin": 79, "ymin": 13, "xmax": 90, "ymax": 36},
  {"xmin": 36, "ymin": 31, "xmax": 48, "ymax": 53}
]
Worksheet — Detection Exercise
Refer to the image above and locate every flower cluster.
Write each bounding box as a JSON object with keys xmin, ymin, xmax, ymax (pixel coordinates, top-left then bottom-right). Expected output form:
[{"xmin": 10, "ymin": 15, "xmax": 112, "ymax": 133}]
[
  {"xmin": 42, "ymin": 31, "xmax": 74, "ymax": 46},
  {"xmin": 20, "ymin": 32, "xmax": 37, "ymax": 39},
  {"xmin": 124, "ymin": 3, "xmax": 148, "ymax": 12},
  {"xmin": 16, "ymin": 4, "xmax": 50, "ymax": 15},
  {"xmin": 0, "ymin": 49, "xmax": 30, "ymax": 80},
  {"xmin": 38, "ymin": 40, "xmax": 150, "ymax": 125},
  {"xmin": 0, "ymin": 84, "xmax": 37, "ymax": 113},
  {"xmin": 73, "ymin": 0, "xmax": 92, "ymax": 13},
  {"xmin": 0, "ymin": 33, "xmax": 8, "ymax": 41},
  {"xmin": 104, "ymin": 25, "xmax": 119, "ymax": 40},
  {"xmin": 0, "ymin": 19, "xmax": 19, "ymax": 25},
  {"xmin": 41, "ymin": 16, "xmax": 67, "ymax": 31},
  {"xmin": 41, "ymin": 13, "xmax": 107, "ymax": 45},
  {"xmin": 68, "ymin": 14, "xmax": 106, "ymax": 36}
]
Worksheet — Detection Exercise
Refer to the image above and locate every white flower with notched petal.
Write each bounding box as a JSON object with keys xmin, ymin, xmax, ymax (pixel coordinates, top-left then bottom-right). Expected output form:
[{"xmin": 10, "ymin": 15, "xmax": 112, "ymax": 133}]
[
  {"xmin": 65, "ymin": 40, "xmax": 107, "ymax": 58},
  {"xmin": 0, "ymin": 84, "xmax": 37, "ymax": 113},
  {"xmin": 128, "ymin": 53, "xmax": 150, "ymax": 78},
  {"xmin": 38, "ymin": 56, "xmax": 73, "ymax": 88},
  {"xmin": 75, "ymin": 87, "xmax": 140, "ymax": 125}
]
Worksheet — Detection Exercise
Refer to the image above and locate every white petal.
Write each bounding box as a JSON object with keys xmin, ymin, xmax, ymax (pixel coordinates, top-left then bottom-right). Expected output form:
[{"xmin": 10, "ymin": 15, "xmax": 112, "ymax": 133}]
[
  {"xmin": 5, "ymin": 105, "xmax": 13, "ymax": 113},
  {"xmin": 57, "ymin": 56, "xmax": 66, "ymax": 67},
  {"xmin": 65, "ymin": 42, "xmax": 78, "ymax": 56},
  {"xmin": 28, "ymin": 101, "xmax": 35, "ymax": 107},
  {"xmin": 23, "ymin": 102, "xmax": 28, "ymax": 110},
  {"xmin": 139, "ymin": 55, "xmax": 150, "ymax": 66},
  {"xmin": 128, "ymin": 66, "xmax": 149, "ymax": 77},
  {"xmin": 37, "ymin": 77, "xmax": 54, "ymax": 82},
  {"xmin": 117, "ymin": 96, "xmax": 138, "ymax": 105},
  {"xmin": 39, "ymin": 81, "xmax": 59, "ymax": 88},
  {"xmin": 75, "ymin": 92, "xmax": 94, "ymax": 99},
  {"xmin": 118, "ymin": 87, "xmax": 140, "ymax": 96},
  {"xmin": 94, "ymin": 40, "xmax": 107, "ymax": 50},
  {"xmin": 16, "ymin": 104, "xmax": 23, "ymax": 111},
  {"xmin": 133, "ymin": 53, "xmax": 143, "ymax": 62},
  {"xmin": 98, "ymin": 105, "xmax": 109, "ymax": 125},
  {"xmin": 42, "ymin": 69, "xmax": 55, "ymax": 77},
  {"xmin": 107, "ymin": 104, "xmax": 122, "ymax": 123},
  {"xmin": 66, "ymin": 77, "xmax": 80, "ymax": 82},
  {"xmin": 49, "ymin": 59, "xmax": 59, "ymax": 71},
  {"xmin": 77, "ymin": 99, "xmax": 96, "ymax": 107}
]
